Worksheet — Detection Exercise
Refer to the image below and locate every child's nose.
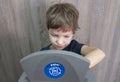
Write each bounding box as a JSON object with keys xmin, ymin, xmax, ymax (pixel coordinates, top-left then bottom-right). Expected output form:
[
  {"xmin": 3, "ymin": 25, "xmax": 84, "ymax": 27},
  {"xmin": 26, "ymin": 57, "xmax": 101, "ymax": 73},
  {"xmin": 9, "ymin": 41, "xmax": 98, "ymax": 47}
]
[{"xmin": 56, "ymin": 37, "xmax": 64, "ymax": 45}]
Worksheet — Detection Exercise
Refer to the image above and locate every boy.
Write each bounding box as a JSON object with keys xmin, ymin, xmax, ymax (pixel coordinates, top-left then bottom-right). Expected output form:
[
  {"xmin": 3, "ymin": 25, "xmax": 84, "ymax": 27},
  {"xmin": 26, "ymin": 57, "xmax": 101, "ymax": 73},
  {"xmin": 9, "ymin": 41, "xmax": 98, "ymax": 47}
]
[{"xmin": 41, "ymin": 3, "xmax": 105, "ymax": 68}]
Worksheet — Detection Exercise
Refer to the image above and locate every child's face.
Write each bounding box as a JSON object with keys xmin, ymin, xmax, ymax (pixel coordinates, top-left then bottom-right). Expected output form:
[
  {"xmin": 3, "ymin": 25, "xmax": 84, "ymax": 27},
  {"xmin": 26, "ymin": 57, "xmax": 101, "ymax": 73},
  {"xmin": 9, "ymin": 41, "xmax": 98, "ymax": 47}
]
[{"xmin": 48, "ymin": 28, "xmax": 74, "ymax": 50}]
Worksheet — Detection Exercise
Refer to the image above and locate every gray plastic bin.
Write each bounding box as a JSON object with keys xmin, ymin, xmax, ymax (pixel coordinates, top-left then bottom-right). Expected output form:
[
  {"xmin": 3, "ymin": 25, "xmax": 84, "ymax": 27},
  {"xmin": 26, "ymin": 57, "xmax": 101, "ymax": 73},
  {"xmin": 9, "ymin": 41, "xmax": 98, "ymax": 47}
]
[{"xmin": 18, "ymin": 50, "xmax": 97, "ymax": 82}]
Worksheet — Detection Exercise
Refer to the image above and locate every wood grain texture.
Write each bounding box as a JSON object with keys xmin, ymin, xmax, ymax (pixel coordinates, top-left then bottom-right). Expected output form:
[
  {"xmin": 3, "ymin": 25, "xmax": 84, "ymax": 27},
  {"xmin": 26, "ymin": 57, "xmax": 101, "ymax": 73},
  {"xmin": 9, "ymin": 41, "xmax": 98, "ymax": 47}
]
[
  {"xmin": 0, "ymin": 0, "xmax": 120, "ymax": 82},
  {"xmin": 87, "ymin": 0, "xmax": 120, "ymax": 82},
  {"xmin": 0, "ymin": 0, "xmax": 49, "ymax": 82}
]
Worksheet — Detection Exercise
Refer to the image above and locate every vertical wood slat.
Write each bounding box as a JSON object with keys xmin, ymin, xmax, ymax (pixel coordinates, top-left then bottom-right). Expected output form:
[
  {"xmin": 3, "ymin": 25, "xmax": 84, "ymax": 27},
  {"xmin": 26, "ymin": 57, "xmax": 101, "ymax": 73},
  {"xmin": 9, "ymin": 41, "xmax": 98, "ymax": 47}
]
[
  {"xmin": 87, "ymin": 0, "xmax": 120, "ymax": 82},
  {"xmin": 0, "ymin": 0, "xmax": 21, "ymax": 82},
  {"xmin": 0, "ymin": 0, "xmax": 48, "ymax": 82}
]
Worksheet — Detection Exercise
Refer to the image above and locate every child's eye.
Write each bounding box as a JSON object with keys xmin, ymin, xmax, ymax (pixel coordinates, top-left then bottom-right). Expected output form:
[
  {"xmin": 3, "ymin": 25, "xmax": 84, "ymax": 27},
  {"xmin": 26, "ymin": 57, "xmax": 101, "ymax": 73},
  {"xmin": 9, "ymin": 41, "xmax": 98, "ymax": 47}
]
[
  {"xmin": 64, "ymin": 36, "xmax": 70, "ymax": 38},
  {"xmin": 51, "ymin": 34, "xmax": 58, "ymax": 37}
]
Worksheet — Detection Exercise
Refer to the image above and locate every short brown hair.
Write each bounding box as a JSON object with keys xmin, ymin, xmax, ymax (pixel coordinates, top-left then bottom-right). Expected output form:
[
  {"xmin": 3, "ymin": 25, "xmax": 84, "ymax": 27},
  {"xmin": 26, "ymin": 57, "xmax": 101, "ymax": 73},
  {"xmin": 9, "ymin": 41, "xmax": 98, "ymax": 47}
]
[{"xmin": 46, "ymin": 3, "xmax": 79, "ymax": 33}]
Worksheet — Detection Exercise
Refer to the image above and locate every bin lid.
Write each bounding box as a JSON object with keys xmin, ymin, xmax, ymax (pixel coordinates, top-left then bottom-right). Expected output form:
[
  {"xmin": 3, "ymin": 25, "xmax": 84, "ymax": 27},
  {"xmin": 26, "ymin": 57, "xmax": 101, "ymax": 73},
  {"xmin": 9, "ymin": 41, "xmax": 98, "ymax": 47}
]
[{"xmin": 20, "ymin": 50, "xmax": 90, "ymax": 82}]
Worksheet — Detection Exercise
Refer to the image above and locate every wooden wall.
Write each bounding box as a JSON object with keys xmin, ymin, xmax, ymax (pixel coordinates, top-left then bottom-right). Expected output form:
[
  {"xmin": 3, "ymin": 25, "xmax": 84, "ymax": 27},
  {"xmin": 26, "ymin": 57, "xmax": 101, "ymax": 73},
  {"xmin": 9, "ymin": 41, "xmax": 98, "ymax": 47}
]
[
  {"xmin": 0, "ymin": 0, "xmax": 49, "ymax": 82},
  {"xmin": 0, "ymin": 0, "xmax": 120, "ymax": 82}
]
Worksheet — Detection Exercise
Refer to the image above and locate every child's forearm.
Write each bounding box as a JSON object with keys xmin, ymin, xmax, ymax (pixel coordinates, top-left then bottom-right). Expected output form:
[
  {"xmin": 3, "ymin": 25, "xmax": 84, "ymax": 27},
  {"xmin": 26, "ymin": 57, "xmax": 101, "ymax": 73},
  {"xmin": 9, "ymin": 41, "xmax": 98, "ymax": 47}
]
[{"xmin": 84, "ymin": 48, "xmax": 105, "ymax": 68}]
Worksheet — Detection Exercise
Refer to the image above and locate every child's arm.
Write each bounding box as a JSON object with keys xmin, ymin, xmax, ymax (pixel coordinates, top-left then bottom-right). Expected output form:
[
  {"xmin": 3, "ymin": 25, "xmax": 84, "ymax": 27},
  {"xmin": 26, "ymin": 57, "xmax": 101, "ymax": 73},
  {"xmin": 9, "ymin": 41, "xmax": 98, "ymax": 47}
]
[{"xmin": 81, "ymin": 45, "xmax": 105, "ymax": 68}]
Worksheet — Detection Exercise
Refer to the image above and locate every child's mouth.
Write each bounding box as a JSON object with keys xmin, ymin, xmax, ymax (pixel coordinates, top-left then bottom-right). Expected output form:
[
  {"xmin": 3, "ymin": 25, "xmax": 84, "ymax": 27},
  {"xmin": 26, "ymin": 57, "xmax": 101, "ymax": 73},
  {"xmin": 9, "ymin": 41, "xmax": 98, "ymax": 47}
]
[{"xmin": 56, "ymin": 45, "xmax": 64, "ymax": 49}]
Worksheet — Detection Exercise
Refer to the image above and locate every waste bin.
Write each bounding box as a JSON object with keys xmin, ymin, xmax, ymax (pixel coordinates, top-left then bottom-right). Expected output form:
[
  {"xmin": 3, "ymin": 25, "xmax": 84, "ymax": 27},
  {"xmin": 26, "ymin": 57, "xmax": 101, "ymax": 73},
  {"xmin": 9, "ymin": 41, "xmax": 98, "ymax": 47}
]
[{"xmin": 18, "ymin": 50, "xmax": 97, "ymax": 82}]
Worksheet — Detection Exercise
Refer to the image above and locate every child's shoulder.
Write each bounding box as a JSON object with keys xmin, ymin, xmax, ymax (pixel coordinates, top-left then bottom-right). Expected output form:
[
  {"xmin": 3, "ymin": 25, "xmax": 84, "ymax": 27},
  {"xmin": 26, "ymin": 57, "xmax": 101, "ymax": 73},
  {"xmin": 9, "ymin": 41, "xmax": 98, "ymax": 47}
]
[
  {"xmin": 40, "ymin": 44, "xmax": 51, "ymax": 51},
  {"xmin": 70, "ymin": 39, "xmax": 84, "ymax": 46}
]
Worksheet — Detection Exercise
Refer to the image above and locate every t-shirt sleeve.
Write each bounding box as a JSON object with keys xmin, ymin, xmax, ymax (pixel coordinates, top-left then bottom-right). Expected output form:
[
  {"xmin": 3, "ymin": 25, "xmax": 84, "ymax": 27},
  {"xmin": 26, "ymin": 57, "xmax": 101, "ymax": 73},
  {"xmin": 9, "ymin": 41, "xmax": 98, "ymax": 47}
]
[
  {"xmin": 71, "ymin": 40, "xmax": 84, "ymax": 55},
  {"xmin": 63, "ymin": 40, "xmax": 84, "ymax": 55}
]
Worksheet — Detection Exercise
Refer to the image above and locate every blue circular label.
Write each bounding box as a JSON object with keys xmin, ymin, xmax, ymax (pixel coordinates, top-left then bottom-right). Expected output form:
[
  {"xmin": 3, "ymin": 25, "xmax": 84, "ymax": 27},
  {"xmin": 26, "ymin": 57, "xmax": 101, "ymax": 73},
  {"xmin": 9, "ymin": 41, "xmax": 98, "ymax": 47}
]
[{"xmin": 44, "ymin": 62, "xmax": 65, "ymax": 79}]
